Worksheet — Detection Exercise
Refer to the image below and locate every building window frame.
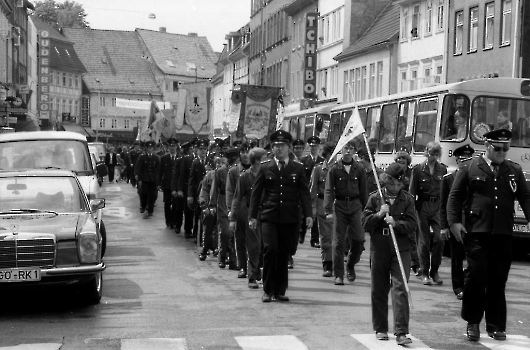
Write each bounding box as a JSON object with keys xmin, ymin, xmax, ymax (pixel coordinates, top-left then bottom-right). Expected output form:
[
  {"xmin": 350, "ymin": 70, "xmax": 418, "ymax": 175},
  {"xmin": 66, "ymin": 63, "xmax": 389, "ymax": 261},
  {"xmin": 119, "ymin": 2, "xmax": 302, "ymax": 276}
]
[
  {"xmin": 454, "ymin": 10, "xmax": 464, "ymax": 55},
  {"xmin": 99, "ymin": 119, "xmax": 105, "ymax": 128},
  {"xmin": 484, "ymin": 2, "xmax": 495, "ymax": 50},
  {"xmin": 425, "ymin": 0, "xmax": 433, "ymax": 36},
  {"xmin": 436, "ymin": 0, "xmax": 444, "ymax": 32},
  {"xmin": 501, "ymin": 0, "xmax": 512, "ymax": 46},
  {"xmin": 411, "ymin": 4, "xmax": 420, "ymax": 39},
  {"xmin": 469, "ymin": 7, "xmax": 479, "ymax": 52}
]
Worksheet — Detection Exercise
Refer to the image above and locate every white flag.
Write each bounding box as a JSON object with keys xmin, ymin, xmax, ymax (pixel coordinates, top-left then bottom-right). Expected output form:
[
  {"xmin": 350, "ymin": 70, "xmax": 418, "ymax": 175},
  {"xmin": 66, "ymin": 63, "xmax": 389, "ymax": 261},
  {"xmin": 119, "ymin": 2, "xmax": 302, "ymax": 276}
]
[{"xmin": 330, "ymin": 106, "xmax": 365, "ymax": 160}]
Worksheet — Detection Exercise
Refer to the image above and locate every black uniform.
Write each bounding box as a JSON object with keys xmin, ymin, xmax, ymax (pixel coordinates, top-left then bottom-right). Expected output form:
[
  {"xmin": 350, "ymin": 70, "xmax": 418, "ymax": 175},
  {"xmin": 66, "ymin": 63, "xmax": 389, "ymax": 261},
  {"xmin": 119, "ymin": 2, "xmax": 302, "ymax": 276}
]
[
  {"xmin": 177, "ymin": 153, "xmax": 195, "ymax": 236},
  {"xmin": 158, "ymin": 152, "xmax": 178, "ymax": 227},
  {"xmin": 300, "ymin": 153, "xmax": 324, "ymax": 245},
  {"xmin": 135, "ymin": 152, "xmax": 160, "ymax": 214},
  {"xmin": 448, "ymin": 155, "xmax": 530, "ymax": 334}
]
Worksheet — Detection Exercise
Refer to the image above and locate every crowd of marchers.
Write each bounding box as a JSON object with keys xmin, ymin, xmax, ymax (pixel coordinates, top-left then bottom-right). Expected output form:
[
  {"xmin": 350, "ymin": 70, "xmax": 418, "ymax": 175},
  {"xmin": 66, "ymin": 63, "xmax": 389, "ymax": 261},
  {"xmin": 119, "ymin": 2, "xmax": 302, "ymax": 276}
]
[{"xmin": 119, "ymin": 127, "xmax": 529, "ymax": 346}]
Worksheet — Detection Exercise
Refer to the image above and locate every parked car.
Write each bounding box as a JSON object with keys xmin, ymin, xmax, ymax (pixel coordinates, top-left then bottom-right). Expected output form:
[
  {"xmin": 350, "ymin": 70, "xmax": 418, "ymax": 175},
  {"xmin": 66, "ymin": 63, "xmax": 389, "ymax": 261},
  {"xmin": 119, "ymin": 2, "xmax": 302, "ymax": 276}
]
[
  {"xmin": 0, "ymin": 169, "xmax": 105, "ymax": 304},
  {"xmin": 0, "ymin": 131, "xmax": 107, "ymax": 256}
]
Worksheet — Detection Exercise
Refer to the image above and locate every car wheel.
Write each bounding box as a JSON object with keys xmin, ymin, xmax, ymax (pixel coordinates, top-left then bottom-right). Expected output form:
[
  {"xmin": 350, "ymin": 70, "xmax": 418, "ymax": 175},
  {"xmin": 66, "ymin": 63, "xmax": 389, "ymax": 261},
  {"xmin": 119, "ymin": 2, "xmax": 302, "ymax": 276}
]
[
  {"xmin": 83, "ymin": 272, "xmax": 103, "ymax": 304},
  {"xmin": 100, "ymin": 220, "xmax": 107, "ymax": 258}
]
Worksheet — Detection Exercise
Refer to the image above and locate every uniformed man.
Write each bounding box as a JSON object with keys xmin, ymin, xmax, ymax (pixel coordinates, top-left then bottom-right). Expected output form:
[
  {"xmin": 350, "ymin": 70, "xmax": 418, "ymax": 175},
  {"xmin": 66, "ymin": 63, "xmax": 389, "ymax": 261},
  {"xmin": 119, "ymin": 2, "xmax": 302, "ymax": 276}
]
[
  {"xmin": 324, "ymin": 140, "xmax": 368, "ymax": 285},
  {"xmin": 249, "ymin": 130, "xmax": 312, "ymax": 302},
  {"xmin": 172, "ymin": 141, "xmax": 192, "ymax": 234},
  {"xmin": 226, "ymin": 143, "xmax": 252, "ymax": 277},
  {"xmin": 128, "ymin": 141, "xmax": 142, "ymax": 187},
  {"xmin": 187, "ymin": 138, "xmax": 212, "ymax": 242},
  {"xmin": 448, "ymin": 129, "xmax": 530, "ymax": 342},
  {"xmin": 409, "ymin": 141, "xmax": 447, "ymax": 285},
  {"xmin": 134, "ymin": 140, "xmax": 160, "ymax": 216},
  {"xmin": 440, "ymin": 144, "xmax": 474, "ymax": 300},
  {"xmin": 158, "ymin": 137, "xmax": 179, "ymax": 228},
  {"xmin": 210, "ymin": 148, "xmax": 239, "ymax": 270},
  {"xmin": 176, "ymin": 140, "xmax": 196, "ymax": 237},
  {"xmin": 230, "ymin": 147, "xmax": 268, "ymax": 289},
  {"xmin": 309, "ymin": 141, "xmax": 335, "ymax": 277},
  {"xmin": 292, "ymin": 139, "xmax": 305, "ymax": 161},
  {"xmin": 198, "ymin": 156, "xmax": 221, "ymax": 261},
  {"xmin": 300, "ymin": 136, "xmax": 324, "ymax": 247}
]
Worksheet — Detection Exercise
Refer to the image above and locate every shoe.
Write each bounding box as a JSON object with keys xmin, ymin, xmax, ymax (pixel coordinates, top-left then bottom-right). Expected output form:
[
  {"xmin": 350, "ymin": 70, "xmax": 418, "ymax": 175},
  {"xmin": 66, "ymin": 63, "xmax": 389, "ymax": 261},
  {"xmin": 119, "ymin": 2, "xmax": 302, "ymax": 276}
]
[
  {"xmin": 148, "ymin": 212, "xmax": 153, "ymax": 216},
  {"xmin": 311, "ymin": 241, "xmax": 320, "ymax": 248},
  {"xmin": 375, "ymin": 332, "xmax": 388, "ymax": 341},
  {"xmin": 430, "ymin": 272, "xmax": 443, "ymax": 285},
  {"xmin": 273, "ymin": 294, "xmax": 289, "ymax": 302},
  {"xmin": 238, "ymin": 269, "xmax": 247, "ymax": 278},
  {"xmin": 140, "ymin": 207, "xmax": 145, "ymax": 213},
  {"xmin": 174, "ymin": 228, "xmax": 181, "ymax": 234},
  {"xmin": 346, "ymin": 267, "xmax": 356, "ymax": 282},
  {"xmin": 248, "ymin": 279, "xmax": 259, "ymax": 289},
  {"xmin": 415, "ymin": 270, "xmax": 422, "ymax": 277},
  {"xmin": 396, "ymin": 334, "xmax": 412, "ymax": 345},
  {"xmin": 299, "ymin": 236, "xmax": 304, "ymax": 244},
  {"xmin": 334, "ymin": 276, "xmax": 344, "ymax": 285},
  {"xmin": 422, "ymin": 276, "xmax": 432, "ymax": 285},
  {"xmin": 199, "ymin": 253, "xmax": 207, "ymax": 261},
  {"xmin": 466, "ymin": 323, "xmax": 480, "ymax": 341},
  {"xmin": 322, "ymin": 270, "xmax": 332, "ymax": 277},
  {"xmin": 212, "ymin": 249, "xmax": 219, "ymax": 257},
  {"xmin": 287, "ymin": 256, "xmax": 294, "ymax": 269},
  {"xmin": 184, "ymin": 232, "xmax": 193, "ymax": 238},
  {"xmin": 487, "ymin": 330, "xmax": 506, "ymax": 340},
  {"xmin": 228, "ymin": 264, "xmax": 239, "ymax": 271},
  {"xmin": 262, "ymin": 293, "xmax": 272, "ymax": 303},
  {"xmin": 218, "ymin": 258, "xmax": 226, "ymax": 269},
  {"xmin": 456, "ymin": 291, "xmax": 464, "ymax": 300}
]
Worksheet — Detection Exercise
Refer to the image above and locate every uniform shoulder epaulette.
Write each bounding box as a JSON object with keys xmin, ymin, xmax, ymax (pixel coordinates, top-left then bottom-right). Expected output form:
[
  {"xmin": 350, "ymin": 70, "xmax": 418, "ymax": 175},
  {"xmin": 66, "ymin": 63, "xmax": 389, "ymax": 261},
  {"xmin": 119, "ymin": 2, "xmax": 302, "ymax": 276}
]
[
  {"xmin": 293, "ymin": 159, "xmax": 302, "ymax": 164},
  {"xmin": 443, "ymin": 173, "xmax": 452, "ymax": 178},
  {"xmin": 440, "ymin": 162, "xmax": 448, "ymax": 168},
  {"xmin": 261, "ymin": 159, "xmax": 271, "ymax": 164},
  {"xmin": 316, "ymin": 160, "xmax": 324, "ymax": 166},
  {"xmin": 411, "ymin": 163, "xmax": 420, "ymax": 169}
]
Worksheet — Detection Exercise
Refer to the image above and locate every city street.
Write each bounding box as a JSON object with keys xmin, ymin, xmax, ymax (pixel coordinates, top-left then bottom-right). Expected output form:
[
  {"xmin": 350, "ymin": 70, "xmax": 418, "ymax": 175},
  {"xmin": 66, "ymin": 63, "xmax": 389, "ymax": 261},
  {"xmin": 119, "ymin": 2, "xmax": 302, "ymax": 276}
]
[{"xmin": 0, "ymin": 182, "xmax": 529, "ymax": 350}]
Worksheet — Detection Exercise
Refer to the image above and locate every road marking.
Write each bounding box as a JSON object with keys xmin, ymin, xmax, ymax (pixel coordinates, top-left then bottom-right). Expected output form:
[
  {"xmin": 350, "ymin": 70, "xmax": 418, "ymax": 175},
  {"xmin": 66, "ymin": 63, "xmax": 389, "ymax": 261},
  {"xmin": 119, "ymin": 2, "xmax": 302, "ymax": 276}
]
[
  {"xmin": 480, "ymin": 334, "xmax": 530, "ymax": 350},
  {"xmin": 0, "ymin": 345, "xmax": 62, "ymax": 350},
  {"xmin": 236, "ymin": 335, "xmax": 308, "ymax": 350},
  {"xmin": 351, "ymin": 334, "xmax": 431, "ymax": 349},
  {"xmin": 103, "ymin": 186, "xmax": 122, "ymax": 192},
  {"xmin": 121, "ymin": 338, "xmax": 187, "ymax": 350},
  {"xmin": 104, "ymin": 207, "xmax": 127, "ymax": 217}
]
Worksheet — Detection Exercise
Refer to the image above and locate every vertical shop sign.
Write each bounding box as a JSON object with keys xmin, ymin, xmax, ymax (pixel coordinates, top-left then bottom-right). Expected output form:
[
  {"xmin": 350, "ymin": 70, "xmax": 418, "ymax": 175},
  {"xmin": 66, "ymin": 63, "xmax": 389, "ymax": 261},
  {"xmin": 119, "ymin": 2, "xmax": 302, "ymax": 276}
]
[
  {"xmin": 303, "ymin": 12, "xmax": 318, "ymax": 99},
  {"xmin": 39, "ymin": 30, "xmax": 50, "ymax": 119}
]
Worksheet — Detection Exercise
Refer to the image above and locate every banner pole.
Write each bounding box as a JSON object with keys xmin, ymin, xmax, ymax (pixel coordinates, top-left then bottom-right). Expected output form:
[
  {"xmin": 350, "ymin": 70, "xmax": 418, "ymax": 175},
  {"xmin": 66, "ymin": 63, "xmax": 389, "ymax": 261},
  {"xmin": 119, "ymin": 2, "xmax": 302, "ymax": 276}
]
[{"xmin": 362, "ymin": 133, "xmax": 413, "ymax": 309}]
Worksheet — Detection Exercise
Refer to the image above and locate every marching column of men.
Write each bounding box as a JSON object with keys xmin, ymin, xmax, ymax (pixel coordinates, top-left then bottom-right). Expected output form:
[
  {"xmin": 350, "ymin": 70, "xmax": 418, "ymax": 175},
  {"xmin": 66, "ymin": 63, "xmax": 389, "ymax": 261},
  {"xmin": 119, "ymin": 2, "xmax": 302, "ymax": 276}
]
[{"xmin": 127, "ymin": 126, "xmax": 524, "ymax": 345}]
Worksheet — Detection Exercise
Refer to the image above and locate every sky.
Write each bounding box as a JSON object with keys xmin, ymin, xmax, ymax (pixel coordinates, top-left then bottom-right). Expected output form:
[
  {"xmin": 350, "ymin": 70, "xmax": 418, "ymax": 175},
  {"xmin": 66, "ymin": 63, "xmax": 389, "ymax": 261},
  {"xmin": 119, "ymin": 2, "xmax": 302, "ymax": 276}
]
[{"xmin": 71, "ymin": 0, "xmax": 251, "ymax": 52}]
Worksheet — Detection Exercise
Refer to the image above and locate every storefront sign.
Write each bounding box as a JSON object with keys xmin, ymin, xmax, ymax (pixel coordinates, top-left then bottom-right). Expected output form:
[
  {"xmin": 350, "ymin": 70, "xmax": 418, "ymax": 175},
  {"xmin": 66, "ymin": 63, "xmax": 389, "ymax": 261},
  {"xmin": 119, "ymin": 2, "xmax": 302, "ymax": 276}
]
[
  {"xmin": 303, "ymin": 12, "xmax": 318, "ymax": 99},
  {"xmin": 39, "ymin": 30, "xmax": 50, "ymax": 119}
]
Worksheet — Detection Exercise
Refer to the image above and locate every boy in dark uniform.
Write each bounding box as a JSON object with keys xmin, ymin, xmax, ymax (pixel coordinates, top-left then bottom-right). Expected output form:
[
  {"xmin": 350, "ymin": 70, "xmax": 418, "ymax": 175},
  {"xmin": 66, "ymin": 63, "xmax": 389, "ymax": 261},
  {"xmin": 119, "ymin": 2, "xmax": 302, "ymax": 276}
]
[
  {"xmin": 158, "ymin": 138, "xmax": 179, "ymax": 227},
  {"xmin": 187, "ymin": 139, "xmax": 212, "ymax": 242},
  {"xmin": 135, "ymin": 140, "xmax": 160, "ymax": 216}
]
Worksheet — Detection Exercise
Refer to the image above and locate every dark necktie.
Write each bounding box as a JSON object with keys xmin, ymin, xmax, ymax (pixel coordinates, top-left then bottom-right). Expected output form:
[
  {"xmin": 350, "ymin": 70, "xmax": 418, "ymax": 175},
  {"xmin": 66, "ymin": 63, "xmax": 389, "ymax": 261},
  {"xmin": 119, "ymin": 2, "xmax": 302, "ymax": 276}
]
[
  {"xmin": 279, "ymin": 160, "xmax": 285, "ymax": 173},
  {"xmin": 492, "ymin": 162, "xmax": 499, "ymax": 177}
]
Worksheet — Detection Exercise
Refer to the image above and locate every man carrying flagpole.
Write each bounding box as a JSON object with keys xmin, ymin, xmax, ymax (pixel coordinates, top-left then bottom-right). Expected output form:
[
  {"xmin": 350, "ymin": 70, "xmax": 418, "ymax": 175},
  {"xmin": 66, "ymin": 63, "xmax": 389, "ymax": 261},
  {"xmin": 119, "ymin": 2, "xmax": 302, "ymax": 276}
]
[{"xmin": 324, "ymin": 107, "xmax": 368, "ymax": 285}]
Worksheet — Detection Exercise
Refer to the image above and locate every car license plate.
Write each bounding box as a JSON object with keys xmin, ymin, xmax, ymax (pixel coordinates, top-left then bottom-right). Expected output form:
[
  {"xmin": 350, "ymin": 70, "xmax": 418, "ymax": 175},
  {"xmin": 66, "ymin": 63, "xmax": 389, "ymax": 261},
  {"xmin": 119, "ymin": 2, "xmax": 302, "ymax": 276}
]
[
  {"xmin": 513, "ymin": 224, "xmax": 530, "ymax": 233},
  {"xmin": 0, "ymin": 268, "xmax": 41, "ymax": 282}
]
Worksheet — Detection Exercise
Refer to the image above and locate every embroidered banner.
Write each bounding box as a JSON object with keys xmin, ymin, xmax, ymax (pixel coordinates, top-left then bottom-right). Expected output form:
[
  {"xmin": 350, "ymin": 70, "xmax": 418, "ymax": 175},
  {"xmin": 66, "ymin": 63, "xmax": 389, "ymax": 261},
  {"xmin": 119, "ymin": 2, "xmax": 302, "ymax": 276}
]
[
  {"xmin": 235, "ymin": 85, "xmax": 281, "ymax": 139},
  {"xmin": 183, "ymin": 82, "xmax": 210, "ymax": 133}
]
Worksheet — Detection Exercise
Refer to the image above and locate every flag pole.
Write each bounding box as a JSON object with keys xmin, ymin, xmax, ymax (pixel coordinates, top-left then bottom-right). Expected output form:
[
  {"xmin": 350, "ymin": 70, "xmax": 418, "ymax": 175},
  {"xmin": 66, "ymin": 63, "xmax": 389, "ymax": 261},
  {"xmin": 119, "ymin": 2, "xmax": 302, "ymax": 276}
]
[{"xmin": 362, "ymin": 133, "xmax": 413, "ymax": 309}]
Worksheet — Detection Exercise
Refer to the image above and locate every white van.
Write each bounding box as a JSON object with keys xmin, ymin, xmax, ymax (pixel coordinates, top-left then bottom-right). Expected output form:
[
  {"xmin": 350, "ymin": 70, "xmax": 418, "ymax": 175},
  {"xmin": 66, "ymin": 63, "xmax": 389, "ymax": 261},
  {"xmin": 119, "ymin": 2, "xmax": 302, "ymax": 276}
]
[{"xmin": 0, "ymin": 131, "xmax": 107, "ymax": 256}]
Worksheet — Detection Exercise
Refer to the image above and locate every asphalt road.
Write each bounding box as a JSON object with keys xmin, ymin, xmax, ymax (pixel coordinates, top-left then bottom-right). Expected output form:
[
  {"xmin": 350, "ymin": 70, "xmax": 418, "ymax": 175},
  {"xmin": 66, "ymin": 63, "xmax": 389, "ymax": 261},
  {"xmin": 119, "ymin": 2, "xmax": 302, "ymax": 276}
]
[{"xmin": 0, "ymin": 181, "xmax": 529, "ymax": 350}]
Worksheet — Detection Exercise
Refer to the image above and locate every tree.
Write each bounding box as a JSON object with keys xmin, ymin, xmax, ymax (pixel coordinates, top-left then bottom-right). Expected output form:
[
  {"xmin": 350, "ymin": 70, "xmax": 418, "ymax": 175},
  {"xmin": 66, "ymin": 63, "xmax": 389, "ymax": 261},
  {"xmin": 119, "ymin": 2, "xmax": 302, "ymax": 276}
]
[{"xmin": 33, "ymin": 0, "xmax": 90, "ymax": 29}]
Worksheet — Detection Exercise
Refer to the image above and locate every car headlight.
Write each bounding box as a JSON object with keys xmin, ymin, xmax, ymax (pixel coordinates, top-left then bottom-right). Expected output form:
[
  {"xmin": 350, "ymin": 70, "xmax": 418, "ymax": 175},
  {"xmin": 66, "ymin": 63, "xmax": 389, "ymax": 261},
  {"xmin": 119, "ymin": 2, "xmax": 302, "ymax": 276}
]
[{"xmin": 78, "ymin": 232, "xmax": 99, "ymax": 263}]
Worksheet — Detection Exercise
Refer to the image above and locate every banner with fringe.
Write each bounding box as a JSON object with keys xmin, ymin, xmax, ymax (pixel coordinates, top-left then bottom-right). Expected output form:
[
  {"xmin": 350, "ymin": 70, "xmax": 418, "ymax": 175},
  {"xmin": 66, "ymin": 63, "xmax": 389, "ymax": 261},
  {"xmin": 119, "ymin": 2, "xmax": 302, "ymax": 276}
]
[
  {"xmin": 234, "ymin": 85, "xmax": 280, "ymax": 139},
  {"xmin": 183, "ymin": 82, "xmax": 210, "ymax": 133}
]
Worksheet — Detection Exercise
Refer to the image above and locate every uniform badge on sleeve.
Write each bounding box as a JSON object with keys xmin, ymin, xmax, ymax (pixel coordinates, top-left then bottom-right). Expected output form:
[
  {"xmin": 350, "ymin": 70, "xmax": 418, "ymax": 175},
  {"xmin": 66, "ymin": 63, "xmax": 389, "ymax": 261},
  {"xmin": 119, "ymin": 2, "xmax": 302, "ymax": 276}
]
[{"xmin": 509, "ymin": 175, "xmax": 517, "ymax": 193}]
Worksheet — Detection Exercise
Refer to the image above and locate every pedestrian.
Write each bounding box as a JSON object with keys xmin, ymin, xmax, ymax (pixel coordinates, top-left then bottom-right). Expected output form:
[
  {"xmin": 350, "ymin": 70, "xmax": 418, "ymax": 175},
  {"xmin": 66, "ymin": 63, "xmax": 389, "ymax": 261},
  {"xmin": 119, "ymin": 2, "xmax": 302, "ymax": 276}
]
[
  {"xmin": 128, "ymin": 141, "xmax": 142, "ymax": 187},
  {"xmin": 158, "ymin": 138, "xmax": 179, "ymax": 228},
  {"xmin": 105, "ymin": 147, "xmax": 118, "ymax": 183},
  {"xmin": 198, "ymin": 156, "xmax": 220, "ymax": 261},
  {"xmin": 300, "ymin": 136, "xmax": 324, "ymax": 247},
  {"xmin": 226, "ymin": 143, "xmax": 252, "ymax": 276},
  {"xmin": 448, "ymin": 129, "xmax": 530, "ymax": 342},
  {"xmin": 229, "ymin": 147, "xmax": 268, "ymax": 289},
  {"xmin": 210, "ymin": 148, "xmax": 239, "ymax": 270},
  {"xmin": 249, "ymin": 130, "xmax": 312, "ymax": 303},
  {"xmin": 173, "ymin": 141, "xmax": 194, "ymax": 235},
  {"xmin": 361, "ymin": 162, "xmax": 416, "ymax": 346},
  {"xmin": 409, "ymin": 141, "xmax": 447, "ymax": 285},
  {"xmin": 134, "ymin": 140, "xmax": 160, "ymax": 216},
  {"xmin": 187, "ymin": 139, "xmax": 211, "ymax": 242},
  {"xmin": 324, "ymin": 140, "xmax": 367, "ymax": 285},
  {"xmin": 309, "ymin": 141, "xmax": 335, "ymax": 277},
  {"xmin": 440, "ymin": 144, "xmax": 475, "ymax": 300}
]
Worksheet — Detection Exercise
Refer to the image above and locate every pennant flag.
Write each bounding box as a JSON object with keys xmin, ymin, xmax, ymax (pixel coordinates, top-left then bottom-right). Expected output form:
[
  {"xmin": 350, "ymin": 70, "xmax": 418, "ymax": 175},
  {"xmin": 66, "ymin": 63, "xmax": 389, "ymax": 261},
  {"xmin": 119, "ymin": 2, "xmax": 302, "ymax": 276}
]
[{"xmin": 330, "ymin": 106, "xmax": 366, "ymax": 161}]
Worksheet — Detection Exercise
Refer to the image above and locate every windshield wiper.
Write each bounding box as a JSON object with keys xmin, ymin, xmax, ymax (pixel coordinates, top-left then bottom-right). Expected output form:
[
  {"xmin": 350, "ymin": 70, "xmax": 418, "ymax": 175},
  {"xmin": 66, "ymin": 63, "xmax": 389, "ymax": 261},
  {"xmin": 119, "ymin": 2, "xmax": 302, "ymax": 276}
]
[{"xmin": 0, "ymin": 208, "xmax": 58, "ymax": 215}]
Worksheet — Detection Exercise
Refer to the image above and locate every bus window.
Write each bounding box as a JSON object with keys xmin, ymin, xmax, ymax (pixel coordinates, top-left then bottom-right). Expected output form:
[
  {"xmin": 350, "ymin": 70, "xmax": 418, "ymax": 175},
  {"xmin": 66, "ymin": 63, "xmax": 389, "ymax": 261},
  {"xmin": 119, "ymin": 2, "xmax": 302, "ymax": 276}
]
[
  {"xmin": 396, "ymin": 100, "xmax": 415, "ymax": 152},
  {"xmin": 330, "ymin": 112, "xmax": 341, "ymax": 143},
  {"xmin": 472, "ymin": 96, "xmax": 530, "ymax": 146},
  {"xmin": 298, "ymin": 117, "xmax": 306, "ymax": 141},
  {"xmin": 413, "ymin": 98, "xmax": 438, "ymax": 152},
  {"xmin": 379, "ymin": 103, "xmax": 398, "ymax": 153},
  {"xmin": 305, "ymin": 116, "xmax": 314, "ymax": 141},
  {"xmin": 289, "ymin": 118, "xmax": 298, "ymax": 138},
  {"xmin": 366, "ymin": 106, "xmax": 381, "ymax": 143},
  {"xmin": 316, "ymin": 114, "xmax": 330, "ymax": 142},
  {"xmin": 440, "ymin": 94, "xmax": 470, "ymax": 141}
]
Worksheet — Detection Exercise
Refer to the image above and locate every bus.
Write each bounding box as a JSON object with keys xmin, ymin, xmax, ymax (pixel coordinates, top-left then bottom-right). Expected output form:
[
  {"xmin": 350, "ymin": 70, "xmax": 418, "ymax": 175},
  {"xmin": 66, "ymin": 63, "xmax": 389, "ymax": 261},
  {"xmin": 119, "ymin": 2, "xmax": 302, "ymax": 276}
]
[
  {"xmin": 280, "ymin": 104, "xmax": 335, "ymax": 144},
  {"xmin": 283, "ymin": 78, "xmax": 530, "ymax": 250}
]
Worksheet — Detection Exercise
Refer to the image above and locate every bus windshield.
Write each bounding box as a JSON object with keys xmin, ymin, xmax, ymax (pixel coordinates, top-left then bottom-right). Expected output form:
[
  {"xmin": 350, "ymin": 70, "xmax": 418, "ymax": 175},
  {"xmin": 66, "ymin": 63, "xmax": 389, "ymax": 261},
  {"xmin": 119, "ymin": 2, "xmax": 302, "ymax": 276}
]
[{"xmin": 470, "ymin": 96, "xmax": 530, "ymax": 147}]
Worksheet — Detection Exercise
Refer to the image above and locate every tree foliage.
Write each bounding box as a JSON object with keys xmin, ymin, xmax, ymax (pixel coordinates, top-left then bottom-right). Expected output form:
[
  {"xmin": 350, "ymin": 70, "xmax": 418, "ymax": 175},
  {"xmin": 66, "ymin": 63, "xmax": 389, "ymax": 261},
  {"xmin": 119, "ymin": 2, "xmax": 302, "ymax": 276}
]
[{"xmin": 33, "ymin": 0, "xmax": 90, "ymax": 29}]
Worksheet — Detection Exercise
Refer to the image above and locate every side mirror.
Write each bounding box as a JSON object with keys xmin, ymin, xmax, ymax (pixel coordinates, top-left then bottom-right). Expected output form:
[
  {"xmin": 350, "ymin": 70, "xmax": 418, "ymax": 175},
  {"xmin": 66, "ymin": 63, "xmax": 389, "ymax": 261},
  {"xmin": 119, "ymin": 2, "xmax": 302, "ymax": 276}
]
[{"xmin": 90, "ymin": 198, "xmax": 106, "ymax": 211}]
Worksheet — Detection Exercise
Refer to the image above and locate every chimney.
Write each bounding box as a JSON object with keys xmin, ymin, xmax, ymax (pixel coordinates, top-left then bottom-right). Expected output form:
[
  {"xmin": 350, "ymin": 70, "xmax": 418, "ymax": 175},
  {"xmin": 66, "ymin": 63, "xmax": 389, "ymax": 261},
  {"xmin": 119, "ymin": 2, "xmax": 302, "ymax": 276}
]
[
  {"xmin": 188, "ymin": 32, "xmax": 198, "ymax": 37},
  {"xmin": 159, "ymin": 27, "xmax": 166, "ymax": 33}
]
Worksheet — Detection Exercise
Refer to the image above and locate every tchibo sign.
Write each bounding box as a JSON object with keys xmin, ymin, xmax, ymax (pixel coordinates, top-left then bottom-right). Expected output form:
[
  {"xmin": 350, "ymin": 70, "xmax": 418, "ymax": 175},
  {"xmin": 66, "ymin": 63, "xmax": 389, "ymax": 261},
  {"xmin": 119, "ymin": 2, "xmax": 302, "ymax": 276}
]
[{"xmin": 303, "ymin": 12, "xmax": 318, "ymax": 99}]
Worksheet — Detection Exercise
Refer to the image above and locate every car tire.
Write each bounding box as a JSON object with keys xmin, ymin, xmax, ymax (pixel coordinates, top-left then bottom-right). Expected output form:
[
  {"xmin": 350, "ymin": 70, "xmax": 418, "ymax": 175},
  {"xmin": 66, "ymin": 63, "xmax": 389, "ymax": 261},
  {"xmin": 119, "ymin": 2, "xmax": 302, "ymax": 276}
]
[
  {"xmin": 100, "ymin": 220, "xmax": 107, "ymax": 258},
  {"xmin": 83, "ymin": 272, "xmax": 103, "ymax": 304}
]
